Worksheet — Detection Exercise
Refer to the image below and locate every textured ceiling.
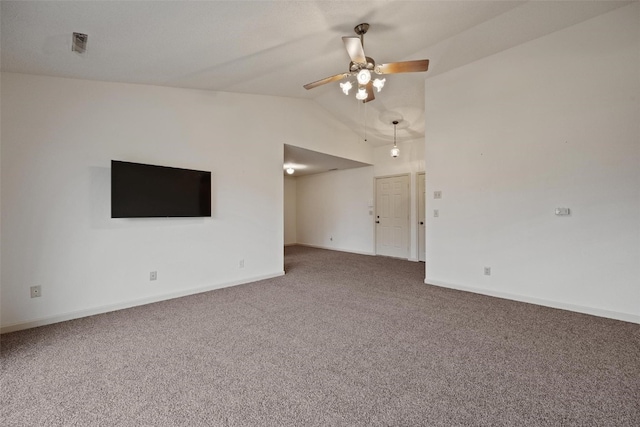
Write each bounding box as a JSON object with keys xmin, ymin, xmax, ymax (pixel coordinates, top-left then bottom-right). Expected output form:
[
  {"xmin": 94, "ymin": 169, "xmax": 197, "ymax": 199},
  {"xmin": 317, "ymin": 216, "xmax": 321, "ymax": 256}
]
[{"xmin": 1, "ymin": 1, "xmax": 631, "ymax": 148}]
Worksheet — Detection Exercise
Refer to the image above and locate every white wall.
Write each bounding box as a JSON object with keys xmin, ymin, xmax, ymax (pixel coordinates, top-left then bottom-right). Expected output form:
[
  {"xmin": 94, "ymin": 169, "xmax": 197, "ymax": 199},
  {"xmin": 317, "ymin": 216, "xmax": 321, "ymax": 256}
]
[
  {"xmin": 424, "ymin": 4, "xmax": 640, "ymax": 323},
  {"xmin": 0, "ymin": 73, "xmax": 365, "ymax": 332},
  {"xmin": 296, "ymin": 167, "xmax": 374, "ymax": 255},
  {"xmin": 374, "ymin": 139, "xmax": 425, "ymax": 261},
  {"xmin": 283, "ymin": 176, "xmax": 297, "ymax": 245}
]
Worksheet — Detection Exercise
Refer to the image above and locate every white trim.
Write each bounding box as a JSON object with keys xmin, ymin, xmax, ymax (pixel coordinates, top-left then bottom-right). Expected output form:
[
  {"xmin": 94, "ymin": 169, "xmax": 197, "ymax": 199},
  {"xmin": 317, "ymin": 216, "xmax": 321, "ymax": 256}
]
[
  {"xmin": 424, "ymin": 279, "xmax": 640, "ymax": 325},
  {"xmin": 416, "ymin": 172, "xmax": 426, "ymax": 262},
  {"xmin": 295, "ymin": 243, "xmax": 375, "ymax": 256},
  {"xmin": 1, "ymin": 271, "xmax": 285, "ymax": 334},
  {"xmin": 374, "ymin": 173, "xmax": 411, "ymax": 180}
]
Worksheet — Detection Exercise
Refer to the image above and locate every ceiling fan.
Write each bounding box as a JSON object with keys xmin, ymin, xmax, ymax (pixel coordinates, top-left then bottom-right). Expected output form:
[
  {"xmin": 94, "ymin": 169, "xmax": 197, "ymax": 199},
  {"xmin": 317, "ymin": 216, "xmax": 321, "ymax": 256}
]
[{"xmin": 303, "ymin": 23, "xmax": 429, "ymax": 103}]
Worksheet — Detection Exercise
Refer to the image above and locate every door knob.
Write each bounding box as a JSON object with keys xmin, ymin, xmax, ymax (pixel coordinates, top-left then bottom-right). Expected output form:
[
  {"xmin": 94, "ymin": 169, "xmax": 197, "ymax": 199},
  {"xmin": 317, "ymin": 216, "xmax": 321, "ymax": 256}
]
[
  {"xmin": 376, "ymin": 221, "xmax": 380, "ymax": 223},
  {"xmin": 420, "ymin": 221, "xmax": 424, "ymax": 225}
]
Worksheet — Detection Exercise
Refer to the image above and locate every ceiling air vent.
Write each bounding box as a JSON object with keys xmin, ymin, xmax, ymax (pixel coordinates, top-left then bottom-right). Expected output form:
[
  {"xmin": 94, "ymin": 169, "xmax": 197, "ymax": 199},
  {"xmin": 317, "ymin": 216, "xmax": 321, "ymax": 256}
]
[{"xmin": 72, "ymin": 32, "xmax": 88, "ymax": 54}]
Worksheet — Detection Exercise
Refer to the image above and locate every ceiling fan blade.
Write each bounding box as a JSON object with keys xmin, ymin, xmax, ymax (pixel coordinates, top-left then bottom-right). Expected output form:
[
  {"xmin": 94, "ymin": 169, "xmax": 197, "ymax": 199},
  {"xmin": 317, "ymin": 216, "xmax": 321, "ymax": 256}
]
[
  {"xmin": 303, "ymin": 73, "xmax": 348, "ymax": 90},
  {"xmin": 377, "ymin": 59, "xmax": 429, "ymax": 74},
  {"xmin": 342, "ymin": 36, "xmax": 366, "ymax": 64},
  {"xmin": 363, "ymin": 81, "xmax": 375, "ymax": 103}
]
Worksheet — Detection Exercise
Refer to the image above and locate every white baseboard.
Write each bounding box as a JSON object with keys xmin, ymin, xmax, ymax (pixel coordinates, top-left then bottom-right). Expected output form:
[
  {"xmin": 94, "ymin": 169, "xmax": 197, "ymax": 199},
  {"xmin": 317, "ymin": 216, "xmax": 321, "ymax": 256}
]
[
  {"xmin": 425, "ymin": 279, "xmax": 640, "ymax": 324},
  {"xmin": 1, "ymin": 271, "xmax": 285, "ymax": 334},
  {"xmin": 295, "ymin": 243, "xmax": 375, "ymax": 256}
]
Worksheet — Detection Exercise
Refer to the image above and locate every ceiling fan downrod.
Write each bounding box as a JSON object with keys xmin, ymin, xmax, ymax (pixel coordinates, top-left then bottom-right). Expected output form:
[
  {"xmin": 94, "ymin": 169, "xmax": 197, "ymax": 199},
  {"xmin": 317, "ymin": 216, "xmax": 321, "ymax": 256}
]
[{"xmin": 354, "ymin": 23, "xmax": 369, "ymax": 47}]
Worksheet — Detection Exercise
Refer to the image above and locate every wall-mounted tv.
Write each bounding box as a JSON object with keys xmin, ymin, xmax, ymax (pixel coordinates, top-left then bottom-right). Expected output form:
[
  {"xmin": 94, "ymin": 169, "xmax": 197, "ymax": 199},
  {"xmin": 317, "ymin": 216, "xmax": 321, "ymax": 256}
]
[{"xmin": 111, "ymin": 160, "xmax": 211, "ymax": 218}]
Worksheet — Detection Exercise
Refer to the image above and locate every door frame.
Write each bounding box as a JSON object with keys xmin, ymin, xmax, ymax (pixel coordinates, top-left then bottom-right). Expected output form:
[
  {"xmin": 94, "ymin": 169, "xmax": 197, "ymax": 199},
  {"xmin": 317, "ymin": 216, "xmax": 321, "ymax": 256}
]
[
  {"xmin": 374, "ymin": 173, "xmax": 411, "ymax": 259},
  {"xmin": 416, "ymin": 172, "xmax": 426, "ymax": 262}
]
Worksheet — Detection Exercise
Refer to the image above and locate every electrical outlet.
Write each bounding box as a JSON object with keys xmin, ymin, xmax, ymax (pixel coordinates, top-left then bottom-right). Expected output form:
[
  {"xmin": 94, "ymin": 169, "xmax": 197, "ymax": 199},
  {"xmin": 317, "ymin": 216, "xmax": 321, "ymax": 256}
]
[
  {"xmin": 484, "ymin": 267, "xmax": 491, "ymax": 276},
  {"xmin": 330, "ymin": 236, "xmax": 333, "ymax": 241},
  {"xmin": 30, "ymin": 285, "xmax": 42, "ymax": 298},
  {"xmin": 150, "ymin": 271, "xmax": 157, "ymax": 281},
  {"xmin": 239, "ymin": 259, "xmax": 244, "ymax": 268}
]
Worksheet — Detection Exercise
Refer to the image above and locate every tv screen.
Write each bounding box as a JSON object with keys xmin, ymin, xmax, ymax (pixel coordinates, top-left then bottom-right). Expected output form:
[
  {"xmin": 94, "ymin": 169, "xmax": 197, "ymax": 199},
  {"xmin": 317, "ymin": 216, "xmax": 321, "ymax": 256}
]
[{"xmin": 111, "ymin": 160, "xmax": 211, "ymax": 218}]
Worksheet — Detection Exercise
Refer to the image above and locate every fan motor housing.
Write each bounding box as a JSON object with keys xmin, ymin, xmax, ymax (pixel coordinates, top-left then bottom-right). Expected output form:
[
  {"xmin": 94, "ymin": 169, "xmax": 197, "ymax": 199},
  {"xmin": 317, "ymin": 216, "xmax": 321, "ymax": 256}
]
[{"xmin": 349, "ymin": 57, "xmax": 376, "ymax": 73}]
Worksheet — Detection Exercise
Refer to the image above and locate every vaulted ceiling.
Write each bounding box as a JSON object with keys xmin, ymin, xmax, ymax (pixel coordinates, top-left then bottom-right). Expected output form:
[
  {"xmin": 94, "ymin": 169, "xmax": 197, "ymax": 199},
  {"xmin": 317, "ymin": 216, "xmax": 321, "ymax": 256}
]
[{"xmin": 1, "ymin": 1, "xmax": 630, "ymax": 147}]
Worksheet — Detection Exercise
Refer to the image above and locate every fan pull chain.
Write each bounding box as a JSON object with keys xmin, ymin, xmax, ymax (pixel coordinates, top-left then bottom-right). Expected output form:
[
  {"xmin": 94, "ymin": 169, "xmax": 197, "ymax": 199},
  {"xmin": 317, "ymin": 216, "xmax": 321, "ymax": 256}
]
[{"xmin": 363, "ymin": 101, "xmax": 368, "ymax": 143}]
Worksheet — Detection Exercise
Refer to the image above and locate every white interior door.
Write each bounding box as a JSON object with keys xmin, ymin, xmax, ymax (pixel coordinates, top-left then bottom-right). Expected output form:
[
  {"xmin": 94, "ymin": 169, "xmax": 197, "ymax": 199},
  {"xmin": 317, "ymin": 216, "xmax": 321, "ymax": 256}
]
[
  {"xmin": 418, "ymin": 173, "xmax": 426, "ymax": 262},
  {"xmin": 375, "ymin": 175, "xmax": 409, "ymax": 259}
]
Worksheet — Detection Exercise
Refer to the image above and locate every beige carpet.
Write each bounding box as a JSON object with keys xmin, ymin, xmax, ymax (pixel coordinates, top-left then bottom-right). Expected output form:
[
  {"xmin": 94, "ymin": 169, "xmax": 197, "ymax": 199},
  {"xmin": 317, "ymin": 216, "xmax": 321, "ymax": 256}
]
[{"xmin": 2, "ymin": 245, "xmax": 639, "ymax": 426}]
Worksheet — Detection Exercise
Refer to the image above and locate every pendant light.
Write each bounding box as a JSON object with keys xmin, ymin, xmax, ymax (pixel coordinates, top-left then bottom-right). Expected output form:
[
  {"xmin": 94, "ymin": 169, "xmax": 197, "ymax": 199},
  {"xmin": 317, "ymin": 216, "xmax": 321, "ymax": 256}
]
[{"xmin": 390, "ymin": 120, "xmax": 400, "ymax": 158}]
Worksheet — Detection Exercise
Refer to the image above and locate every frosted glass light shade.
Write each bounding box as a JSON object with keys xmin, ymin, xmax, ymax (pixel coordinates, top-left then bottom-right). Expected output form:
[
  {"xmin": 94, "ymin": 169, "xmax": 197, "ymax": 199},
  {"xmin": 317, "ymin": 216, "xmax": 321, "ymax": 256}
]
[
  {"xmin": 356, "ymin": 69, "xmax": 371, "ymax": 85},
  {"xmin": 373, "ymin": 78, "xmax": 385, "ymax": 92},
  {"xmin": 340, "ymin": 81, "xmax": 352, "ymax": 95}
]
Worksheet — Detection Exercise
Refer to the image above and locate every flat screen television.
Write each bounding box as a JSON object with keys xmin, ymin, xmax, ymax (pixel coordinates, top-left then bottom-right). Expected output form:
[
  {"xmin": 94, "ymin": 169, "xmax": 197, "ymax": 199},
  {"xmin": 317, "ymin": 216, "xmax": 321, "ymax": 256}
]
[{"xmin": 111, "ymin": 160, "xmax": 211, "ymax": 218}]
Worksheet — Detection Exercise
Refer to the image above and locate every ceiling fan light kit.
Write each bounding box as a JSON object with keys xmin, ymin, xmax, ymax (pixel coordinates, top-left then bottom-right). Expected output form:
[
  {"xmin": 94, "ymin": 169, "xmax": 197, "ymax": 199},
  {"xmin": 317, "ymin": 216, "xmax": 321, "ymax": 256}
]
[{"xmin": 303, "ymin": 23, "xmax": 429, "ymax": 104}]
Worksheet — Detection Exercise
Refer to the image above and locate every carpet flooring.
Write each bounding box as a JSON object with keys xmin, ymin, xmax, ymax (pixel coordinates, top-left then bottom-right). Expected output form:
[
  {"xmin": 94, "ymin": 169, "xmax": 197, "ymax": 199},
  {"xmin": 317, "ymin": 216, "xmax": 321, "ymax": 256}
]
[{"xmin": 1, "ymin": 245, "xmax": 639, "ymax": 426}]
